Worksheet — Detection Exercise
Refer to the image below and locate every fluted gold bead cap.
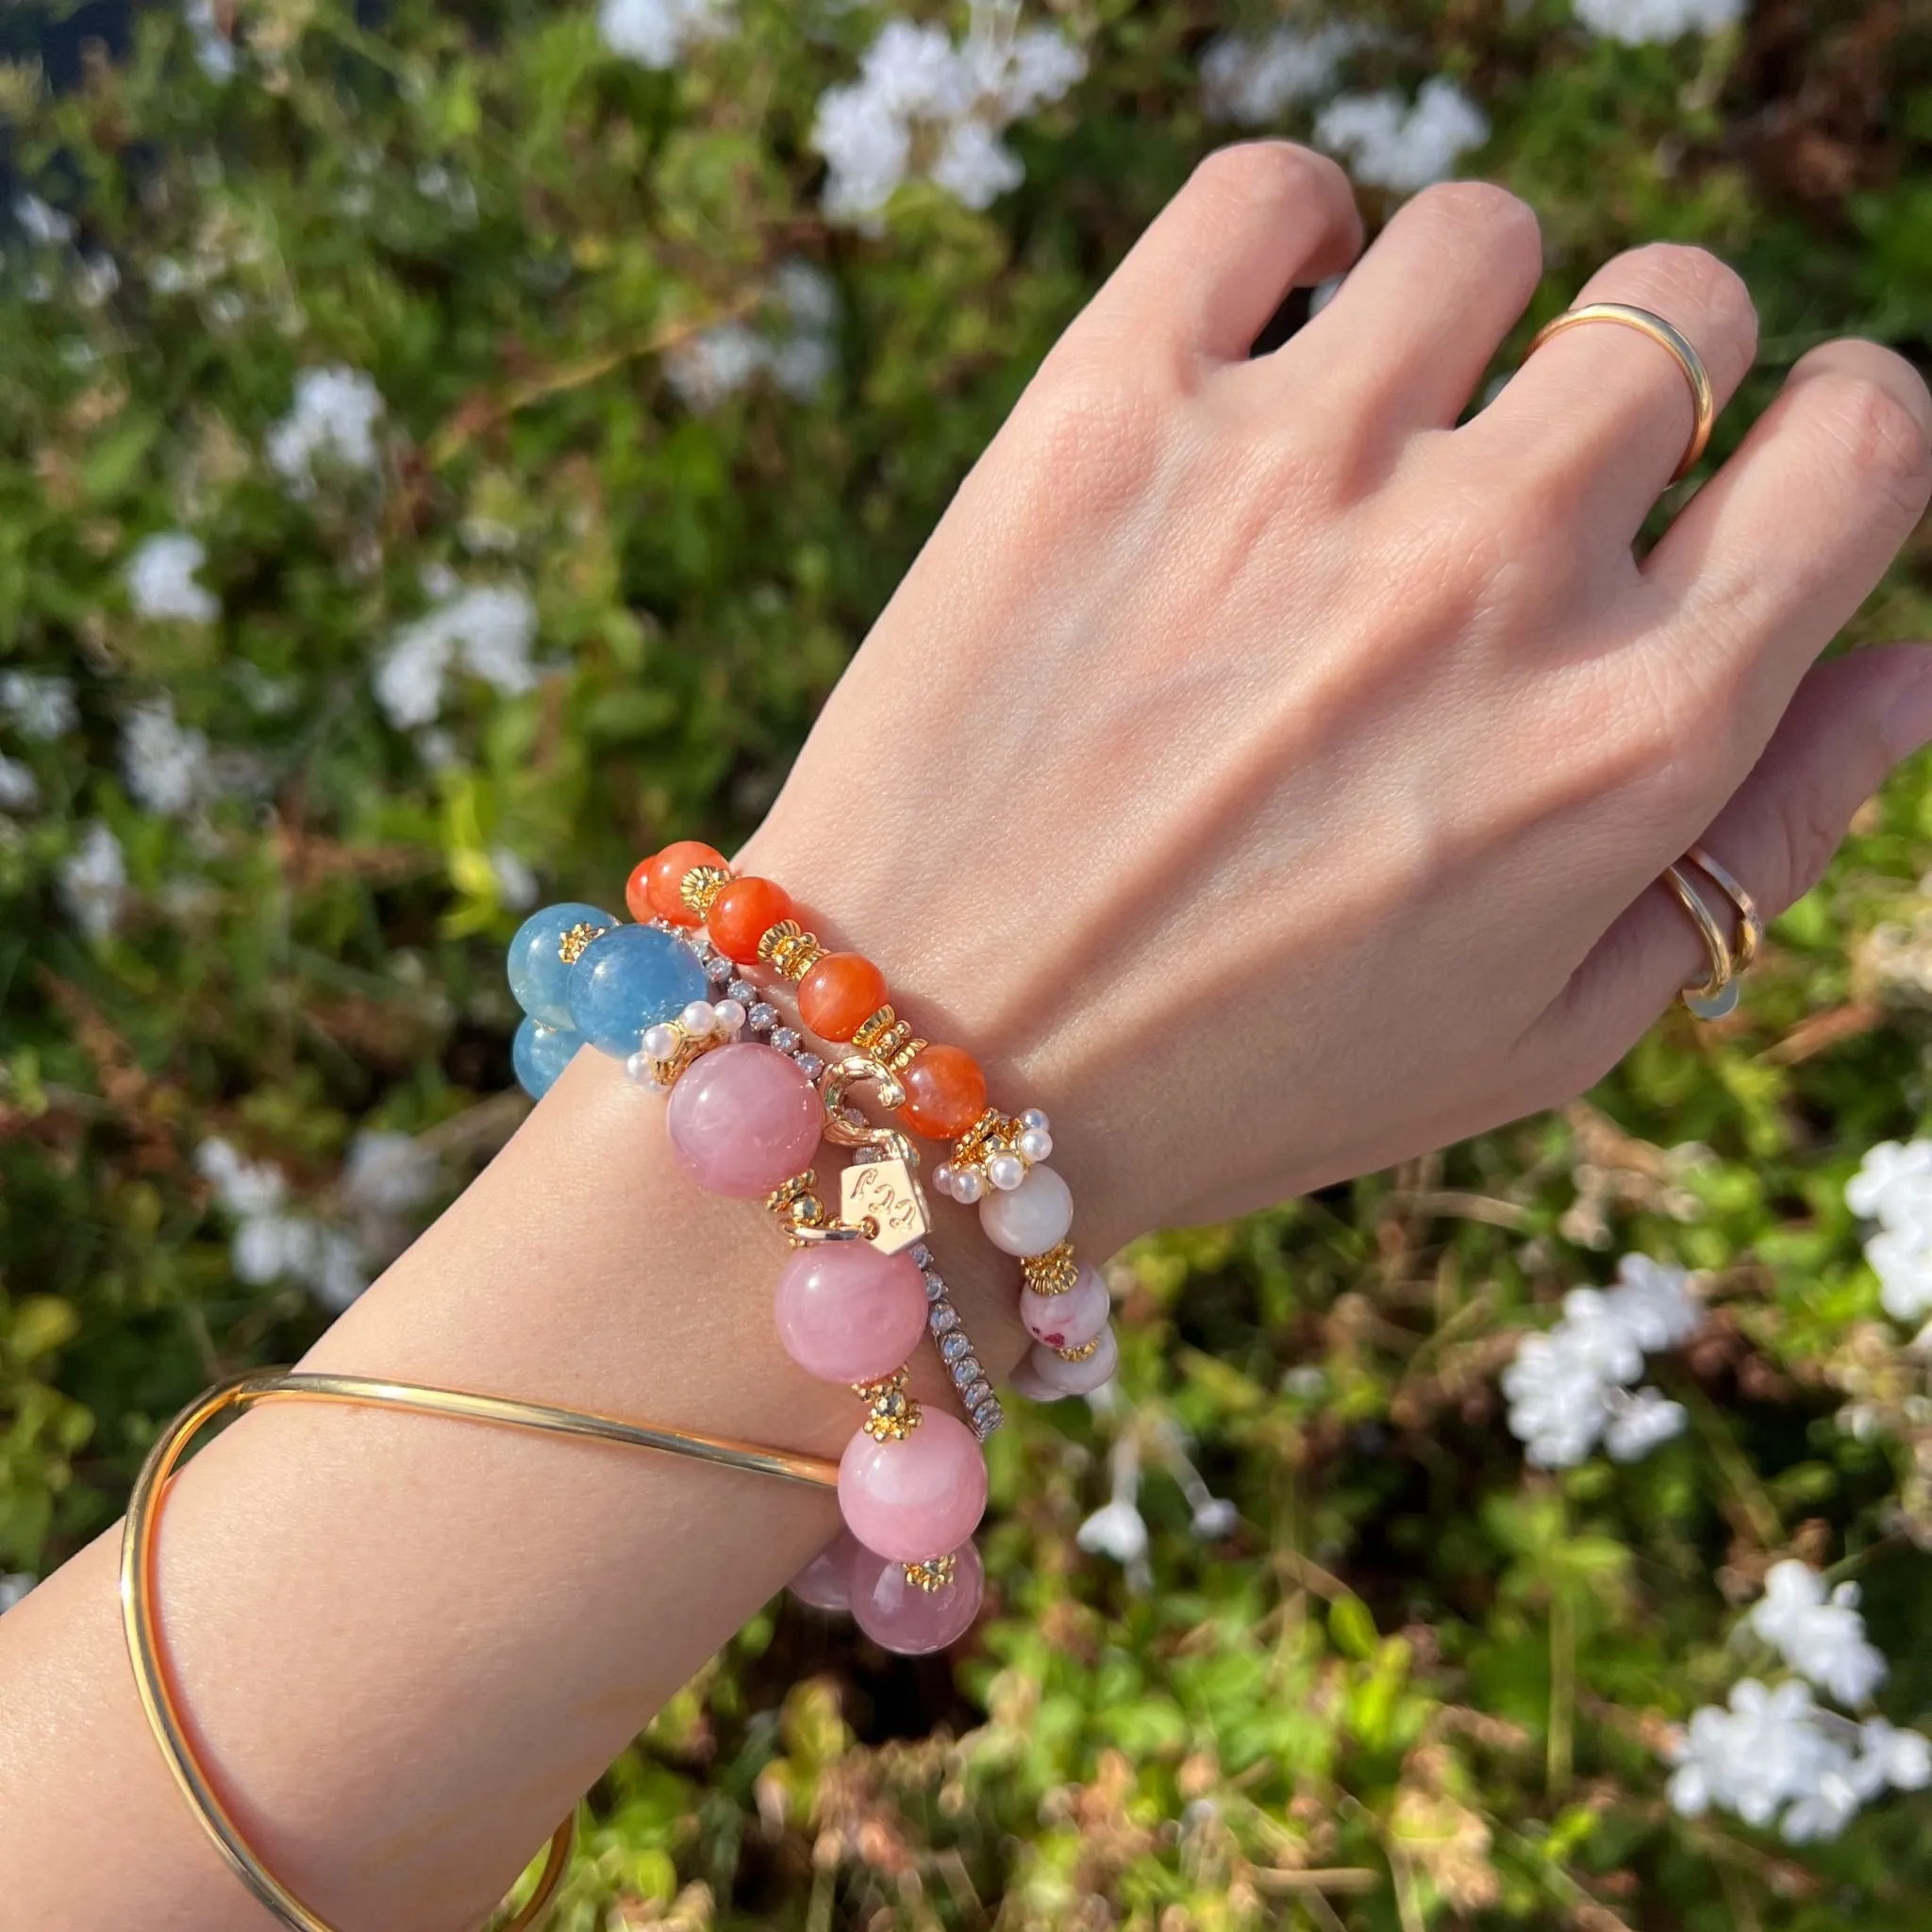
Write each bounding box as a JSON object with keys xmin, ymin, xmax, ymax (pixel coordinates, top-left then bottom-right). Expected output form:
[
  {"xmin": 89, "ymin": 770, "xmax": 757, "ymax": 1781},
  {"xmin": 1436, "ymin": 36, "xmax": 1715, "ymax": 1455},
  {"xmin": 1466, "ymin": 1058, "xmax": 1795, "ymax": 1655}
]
[
  {"xmin": 1021, "ymin": 1242, "xmax": 1079, "ymax": 1298},
  {"xmin": 679, "ymin": 864, "xmax": 732, "ymax": 918}
]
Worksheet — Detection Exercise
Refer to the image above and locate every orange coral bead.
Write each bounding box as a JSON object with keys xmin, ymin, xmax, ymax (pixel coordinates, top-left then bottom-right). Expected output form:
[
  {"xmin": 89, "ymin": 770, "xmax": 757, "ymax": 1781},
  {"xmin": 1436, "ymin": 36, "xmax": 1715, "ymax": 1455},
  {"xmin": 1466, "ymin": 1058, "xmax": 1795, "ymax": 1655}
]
[
  {"xmin": 641, "ymin": 841, "xmax": 727, "ymax": 926},
  {"xmin": 899, "ymin": 1044, "xmax": 988, "ymax": 1141},
  {"xmin": 797, "ymin": 953, "xmax": 889, "ymax": 1042},
  {"xmin": 708, "ymin": 874, "xmax": 793, "ymax": 964}
]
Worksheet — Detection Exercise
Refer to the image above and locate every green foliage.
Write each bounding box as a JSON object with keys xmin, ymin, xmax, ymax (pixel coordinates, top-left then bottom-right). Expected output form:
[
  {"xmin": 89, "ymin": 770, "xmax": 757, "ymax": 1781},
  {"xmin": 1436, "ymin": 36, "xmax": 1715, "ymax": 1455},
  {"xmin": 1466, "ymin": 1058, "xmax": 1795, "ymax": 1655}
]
[{"xmin": 2, "ymin": 0, "xmax": 1932, "ymax": 1924}]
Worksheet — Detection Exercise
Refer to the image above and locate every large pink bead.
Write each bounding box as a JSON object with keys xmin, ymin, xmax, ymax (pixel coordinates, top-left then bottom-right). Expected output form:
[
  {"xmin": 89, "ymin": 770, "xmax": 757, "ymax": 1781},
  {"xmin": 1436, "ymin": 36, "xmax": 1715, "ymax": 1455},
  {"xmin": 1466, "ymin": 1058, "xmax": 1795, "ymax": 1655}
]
[
  {"xmin": 774, "ymin": 1241, "xmax": 928, "ymax": 1385},
  {"xmin": 790, "ymin": 1530, "xmax": 861, "ymax": 1613},
  {"xmin": 839, "ymin": 1410, "xmax": 988, "ymax": 1561},
  {"xmin": 665, "ymin": 1042, "xmax": 823, "ymax": 1199},
  {"xmin": 849, "ymin": 1541, "xmax": 985, "ymax": 1655},
  {"xmin": 1019, "ymin": 1262, "xmax": 1109, "ymax": 1353}
]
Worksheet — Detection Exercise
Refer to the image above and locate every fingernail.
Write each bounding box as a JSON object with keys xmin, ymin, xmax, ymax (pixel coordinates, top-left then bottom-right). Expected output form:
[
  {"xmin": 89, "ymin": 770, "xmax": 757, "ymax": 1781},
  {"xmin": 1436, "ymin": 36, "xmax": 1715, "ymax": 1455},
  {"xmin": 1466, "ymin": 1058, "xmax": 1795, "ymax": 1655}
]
[{"xmin": 1884, "ymin": 664, "xmax": 1932, "ymax": 759}]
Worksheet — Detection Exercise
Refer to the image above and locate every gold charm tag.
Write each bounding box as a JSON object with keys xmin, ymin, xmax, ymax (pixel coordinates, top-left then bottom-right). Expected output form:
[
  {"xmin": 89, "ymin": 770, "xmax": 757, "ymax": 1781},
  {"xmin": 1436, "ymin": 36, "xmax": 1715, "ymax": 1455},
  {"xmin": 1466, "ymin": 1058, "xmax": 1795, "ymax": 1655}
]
[{"xmin": 840, "ymin": 1156, "xmax": 929, "ymax": 1254}]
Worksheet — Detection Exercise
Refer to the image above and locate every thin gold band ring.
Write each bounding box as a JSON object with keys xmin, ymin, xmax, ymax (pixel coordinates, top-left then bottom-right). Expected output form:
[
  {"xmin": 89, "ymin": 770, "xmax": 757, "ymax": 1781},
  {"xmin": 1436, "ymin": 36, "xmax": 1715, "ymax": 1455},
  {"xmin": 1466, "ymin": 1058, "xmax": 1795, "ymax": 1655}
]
[
  {"xmin": 1527, "ymin": 302, "xmax": 1717, "ymax": 481},
  {"xmin": 1660, "ymin": 845, "xmax": 1761, "ymax": 1021},
  {"xmin": 120, "ymin": 1370, "xmax": 840, "ymax": 1932}
]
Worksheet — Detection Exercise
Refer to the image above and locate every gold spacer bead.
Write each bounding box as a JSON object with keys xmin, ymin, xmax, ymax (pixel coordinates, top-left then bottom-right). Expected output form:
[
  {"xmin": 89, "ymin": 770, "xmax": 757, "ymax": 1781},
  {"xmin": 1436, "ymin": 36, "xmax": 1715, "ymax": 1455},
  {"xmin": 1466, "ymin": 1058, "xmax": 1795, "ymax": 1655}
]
[
  {"xmin": 557, "ymin": 920, "xmax": 609, "ymax": 966},
  {"xmin": 853, "ymin": 1367, "xmax": 923, "ymax": 1441},
  {"xmin": 851, "ymin": 1005, "xmax": 925, "ymax": 1073},
  {"xmin": 758, "ymin": 921, "xmax": 828, "ymax": 982},
  {"xmin": 1021, "ymin": 1242, "xmax": 1079, "ymax": 1298},
  {"xmin": 950, "ymin": 1108, "xmax": 1014, "ymax": 1174},
  {"xmin": 902, "ymin": 1554, "xmax": 957, "ymax": 1594},
  {"xmin": 1055, "ymin": 1336, "xmax": 1102, "ymax": 1362},
  {"xmin": 679, "ymin": 864, "xmax": 732, "ymax": 918}
]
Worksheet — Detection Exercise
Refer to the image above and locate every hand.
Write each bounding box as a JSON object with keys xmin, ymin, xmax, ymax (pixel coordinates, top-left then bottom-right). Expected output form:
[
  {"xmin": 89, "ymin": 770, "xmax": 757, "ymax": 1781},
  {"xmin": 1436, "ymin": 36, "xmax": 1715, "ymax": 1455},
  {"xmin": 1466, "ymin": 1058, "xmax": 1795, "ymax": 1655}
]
[{"xmin": 741, "ymin": 143, "xmax": 1932, "ymax": 1257}]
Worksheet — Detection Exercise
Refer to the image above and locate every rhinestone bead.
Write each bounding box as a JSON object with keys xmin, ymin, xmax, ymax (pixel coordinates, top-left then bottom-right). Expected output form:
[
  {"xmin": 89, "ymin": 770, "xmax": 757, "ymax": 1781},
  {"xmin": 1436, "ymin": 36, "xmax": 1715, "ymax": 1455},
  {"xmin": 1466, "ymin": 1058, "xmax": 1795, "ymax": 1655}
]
[
  {"xmin": 950, "ymin": 1355, "xmax": 983, "ymax": 1389},
  {"xmin": 726, "ymin": 978, "xmax": 756, "ymax": 1006},
  {"xmin": 748, "ymin": 1002, "xmax": 778, "ymax": 1032},
  {"xmin": 939, "ymin": 1330, "xmax": 970, "ymax": 1364},
  {"xmin": 959, "ymin": 1376, "xmax": 992, "ymax": 1410},
  {"xmin": 909, "ymin": 1243, "xmax": 931, "ymax": 1267},
  {"xmin": 922, "ymin": 1268, "xmax": 946, "ymax": 1303},
  {"xmin": 929, "ymin": 1302, "xmax": 959, "ymax": 1336},
  {"xmin": 770, "ymin": 1026, "xmax": 801, "ymax": 1053},
  {"xmin": 706, "ymin": 953, "xmax": 734, "ymax": 984},
  {"xmin": 795, "ymin": 1052, "xmax": 824, "ymax": 1083}
]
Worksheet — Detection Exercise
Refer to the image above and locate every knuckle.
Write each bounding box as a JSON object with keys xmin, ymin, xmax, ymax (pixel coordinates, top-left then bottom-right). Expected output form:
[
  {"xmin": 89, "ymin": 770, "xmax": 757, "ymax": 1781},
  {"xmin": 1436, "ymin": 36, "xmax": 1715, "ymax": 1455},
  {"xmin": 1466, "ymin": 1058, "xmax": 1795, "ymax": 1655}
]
[
  {"xmin": 1013, "ymin": 358, "xmax": 1169, "ymax": 515},
  {"xmin": 1189, "ymin": 140, "xmax": 1341, "ymax": 214},
  {"xmin": 1804, "ymin": 368, "xmax": 1932, "ymax": 517}
]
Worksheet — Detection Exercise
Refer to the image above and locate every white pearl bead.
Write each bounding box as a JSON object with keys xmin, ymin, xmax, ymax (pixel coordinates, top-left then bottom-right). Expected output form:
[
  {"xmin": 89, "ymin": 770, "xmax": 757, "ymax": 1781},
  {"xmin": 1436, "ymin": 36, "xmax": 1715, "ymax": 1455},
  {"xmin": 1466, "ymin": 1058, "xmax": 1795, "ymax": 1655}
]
[
  {"xmin": 978, "ymin": 1163, "xmax": 1074, "ymax": 1257},
  {"xmin": 953, "ymin": 1168, "xmax": 985, "ymax": 1204},
  {"xmin": 624, "ymin": 1050, "xmax": 664, "ymax": 1089},
  {"xmin": 712, "ymin": 1000, "xmax": 746, "ymax": 1034},
  {"xmin": 987, "ymin": 1152, "xmax": 1026, "ymax": 1192},
  {"xmin": 933, "ymin": 1162, "xmax": 957, "ymax": 1200},
  {"xmin": 641, "ymin": 1023, "xmax": 679, "ymax": 1059},
  {"xmin": 1020, "ymin": 1108, "xmax": 1050, "ymax": 1132},
  {"xmin": 1016, "ymin": 1126, "xmax": 1053, "ymax": 1163},
  {"xmin": 679, "ymin": 1000, "xmax": 717, "ymax": 1037}
]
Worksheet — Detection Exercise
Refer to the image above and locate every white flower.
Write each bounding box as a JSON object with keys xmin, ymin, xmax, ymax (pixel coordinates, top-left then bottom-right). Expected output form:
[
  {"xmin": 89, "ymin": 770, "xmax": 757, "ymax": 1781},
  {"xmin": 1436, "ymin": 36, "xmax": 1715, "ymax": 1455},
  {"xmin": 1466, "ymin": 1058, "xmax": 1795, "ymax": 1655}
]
[
  {"xmin": 1847, "ymin": 1140, "xmax": 1932, "ymax": 1229},
  {"xmin": 1503, "ymin": 1329, "xmax": 1612, "ymax": 1468},
  {"xmin": 1868, "ymin": 1228, "xmax": 1932, "ymax": 1322},
  {"xmin": 1750, "ymin": 1561, "xmax": 1888, "ymax": 1707},
  {"xmin": 1606, "ymin": 1254, "xmax": 1704, "ymax": 1350},
  {"xmin": 121, "ymin": 696, "xmax": 215, "ymax": 818},
  {"xmin": 1314, "ymin": 76, "xmax": 1489, "ymax": 192},
  {"xmin": 0, "ymin": 753, "xmax": 37, "ymax": 812},
  {"xmin": 198, "ymin": 1135, "xmax": 375, "ymax": 1313},
  {"xmin": 0, "ymin": 671, "xmax": 77, "ymax": 741},
  {"xmin": 1667, "ymin": 1677, "xmax": 1932, "ymax": 1841},
  {"xmin": 185, "ymin": 0, "xmax": 238, "ymax": 80},
  {"xmin": 666, "ymin": 262, "xmax": 840, "ymax": 410},
  {"xmin": 1077, "ymin": 1498, "xmax": 1149, "ymax": 1565},
  {"xmin": 930, "ymin": 119, "xmax": 1024, "ymax": 210},
  {"xmin": 1557, "ymin": 1286, "xmax": 1647, "ymax": 1384},
  {"xmin": 341, "ymin": 1130, "xmax": 439, "ymax": 1217},
  {"xmin": 1602, "ymin": 1385, "xmax": 1687, "ymax": 1463},
  {"xmin": 197, "ymin": 1137, "xmax": 289, "ymax": 1218},
  {"xmin": 1201, "ymin": 26, "xmax": 1354, "ymax": 126},
  {"xmin": 1190, "ymin": 1496, "xmax": 1239, "ymax": 1540},
  {"xmin": 596, "ymin": 0, "xmax": 732, "ymax": 67},
  {"xmin": 265, "ymin": 365, "xmax": 386, "ymax": 496},
  {"xmin": 0, "ymin": 1574, "xmax": 34, "ymax": 1614},
  {"xmin": 126, "ymin": 532, "xmax": 219, "ymax": 624},
  {"xmin": 665, "ymin": 321, "xmax": 770, "ymax": 409},
  {"xmin": 374, "ymin": 579, "xmax": 538, "ymax": 729},
  {"xmin": 811, "ymin": 9, "xmax": 1084, "ymax": 223},
  {"xmin": 489, "ymin": 846, "xmax": 540, "ymax": 911},
  {"xmin": 1572, "ymin": 0, "xmax": 1744, "ymax": 44},
  {"xmin": 13, "ymin": 192, "xmax": 75, "ymax": 246},
  {"xmin": 59, "ymin": 822, "xmax": 127, "ymax": 940}
]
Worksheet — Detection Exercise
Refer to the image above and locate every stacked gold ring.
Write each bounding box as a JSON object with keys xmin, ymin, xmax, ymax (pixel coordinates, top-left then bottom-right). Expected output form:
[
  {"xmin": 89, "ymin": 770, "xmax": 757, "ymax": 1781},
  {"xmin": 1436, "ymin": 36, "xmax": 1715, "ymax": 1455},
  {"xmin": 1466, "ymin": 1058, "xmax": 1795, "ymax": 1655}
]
[
  {"xmin": 1662, "ymin": 843, "xmax": 1763, "ymax": 1020},
  {"xmin": 1526, "ymin": 301, "xmax": 1716, "ymax": 480}
]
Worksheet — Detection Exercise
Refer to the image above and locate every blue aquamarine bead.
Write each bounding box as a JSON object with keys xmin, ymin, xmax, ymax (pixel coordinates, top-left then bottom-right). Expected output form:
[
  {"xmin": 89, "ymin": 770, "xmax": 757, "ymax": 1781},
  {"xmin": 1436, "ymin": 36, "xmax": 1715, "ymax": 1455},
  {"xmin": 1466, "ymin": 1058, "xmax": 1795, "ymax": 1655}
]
[
  {"xmin": 566, "ymin": 923, "xmax": 708, "ymax": 1058},
  {"xmin": 512, "ymin": 1016, "xmax": 582, "ymax": 1100},
  {"xmin": 507, "ymin": 902, "xmax": 616, "ymax": 1028}
]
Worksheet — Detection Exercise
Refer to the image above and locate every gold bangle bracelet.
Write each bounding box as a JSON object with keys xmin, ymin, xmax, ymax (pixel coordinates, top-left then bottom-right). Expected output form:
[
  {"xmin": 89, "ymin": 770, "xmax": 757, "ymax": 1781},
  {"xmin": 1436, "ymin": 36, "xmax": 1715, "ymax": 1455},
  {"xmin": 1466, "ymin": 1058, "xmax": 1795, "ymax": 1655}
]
[{"xmin": 120, "ymin": 1369, "xmax": 841, "ymax": 1932}]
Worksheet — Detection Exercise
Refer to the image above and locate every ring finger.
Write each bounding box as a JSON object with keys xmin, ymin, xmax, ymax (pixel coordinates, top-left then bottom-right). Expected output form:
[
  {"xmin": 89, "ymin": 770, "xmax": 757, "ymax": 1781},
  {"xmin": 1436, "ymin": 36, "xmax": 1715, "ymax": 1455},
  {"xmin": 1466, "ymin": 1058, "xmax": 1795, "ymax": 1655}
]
[{"xmin": 1463, "ymin": 242, "xmax": 1760, "ymax": 542}]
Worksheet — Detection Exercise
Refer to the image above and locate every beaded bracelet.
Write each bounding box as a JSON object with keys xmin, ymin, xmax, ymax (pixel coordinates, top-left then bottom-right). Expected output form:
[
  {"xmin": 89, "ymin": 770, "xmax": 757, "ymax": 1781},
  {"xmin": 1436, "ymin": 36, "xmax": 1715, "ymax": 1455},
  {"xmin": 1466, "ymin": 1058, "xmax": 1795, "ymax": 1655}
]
[
  {"xmin": 627, "ymin": 843, "xmax": 1117, "ymax": 1401},
  {"xmin": 508, "ymin": 896, "xmax": 988, "ymax": 1656}
]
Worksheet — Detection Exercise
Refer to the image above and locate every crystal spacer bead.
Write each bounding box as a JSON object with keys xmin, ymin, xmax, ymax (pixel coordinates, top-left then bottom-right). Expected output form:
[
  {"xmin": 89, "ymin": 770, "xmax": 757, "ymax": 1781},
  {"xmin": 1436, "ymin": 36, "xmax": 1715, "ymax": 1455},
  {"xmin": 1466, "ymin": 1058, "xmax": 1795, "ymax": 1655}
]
[
  {"xmin": 748, "ymin": 1003, "xmax": 778, "ymax": 1032},
  {"xmin": 939, "ymin": 1330, "xmax": 971, "ymax": 1364},
  {"xmin": 929, "ymin": 1302, "xmax": 959, "ymax": 1336}
]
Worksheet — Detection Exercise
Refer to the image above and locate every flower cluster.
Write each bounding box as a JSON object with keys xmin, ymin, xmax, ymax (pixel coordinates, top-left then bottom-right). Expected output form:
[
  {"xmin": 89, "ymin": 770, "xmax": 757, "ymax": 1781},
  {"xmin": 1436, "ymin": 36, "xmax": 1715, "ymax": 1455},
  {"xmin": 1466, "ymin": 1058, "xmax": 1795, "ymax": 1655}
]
[
  {"xmin": 811, "ymin": 9, "xmax": 1085, "ymax": 224},
  {"xmin": 596, "ymin": 0, "xmax": 732, "ymax": 69},
  {"xmin": 1200, "ymin": 26, "xmax": 1355, "ymax": 127},
  {"xmin": 374, "ymin": 573, "xmax": 541, "ymax": 733},
  {"xmin": 1573, "ymin": 0, "xmax": 1744, "ymax": 45},
  {"xmin": 1501, "ymin": 1255, "xmax": 1701, "ymax": 1467},
  {"xmin": 665, "ymin": 262, "xmax": 839, "ymax": 411},
  {"xmin": 1076, "ymin": 1405, "xmax": 1238, "ymax": 1591},
  {"xmin": 1847, "ymin": 1139, "xmax": 1932, "ymax": 1324},
  {"xmin": 197, "ymin": 1130, "xmax": 441, "ymax": 1314},
  {"xmin": 1667, "ymin": 1562, "xmax": 1926, "ymax": 1841},
  {"xmin": 125, "ymin": 532, "xmax": 219, "ymax": 625},
  {"xmin": 265, "ymin": 366, "xmax": 387, "ymax": 498},
  {"xmin": 1313, "ymin": 77, "xmax": 1490, "ymax": 193},
  {"xmin": 59, "ymin": 823, "xmax": 128, "ymax": 941}
]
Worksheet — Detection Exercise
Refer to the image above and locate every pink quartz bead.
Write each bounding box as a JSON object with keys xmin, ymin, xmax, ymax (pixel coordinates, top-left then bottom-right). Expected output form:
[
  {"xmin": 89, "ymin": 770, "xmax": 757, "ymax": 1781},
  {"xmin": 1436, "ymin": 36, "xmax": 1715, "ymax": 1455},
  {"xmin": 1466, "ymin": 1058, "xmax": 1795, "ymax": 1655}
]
[
  {"xmin": 774, "ymin": 1241, "xmax": 928, "ymax": 1385},
  {"xmin": 1019, "ymin": 1262, "xmax": 1109, "ymax": 1353},
  {"xmin": 849, "ymin": 1541, "xmax": 985, "ymax": 1655},
  {"xmin": 665, "ymin": 1041, "xmax": 823, "ymax": 1199},
  {"xmin": 790, "ymin": 1530, "xmax": 861, "ymax": 1613},
  {"xmin": 1029, "ymin": 1322, "xmax": 1118, "ymax": 1396},
  {"xmin": 839, "ymin": 1410, "xmax": 988, "ymax": 1562}
]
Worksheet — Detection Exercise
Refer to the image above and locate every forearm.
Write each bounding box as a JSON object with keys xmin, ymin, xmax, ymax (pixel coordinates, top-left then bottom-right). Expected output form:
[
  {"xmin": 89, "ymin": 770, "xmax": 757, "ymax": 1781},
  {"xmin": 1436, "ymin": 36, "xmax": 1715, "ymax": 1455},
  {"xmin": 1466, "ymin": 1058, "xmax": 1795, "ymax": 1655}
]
[{"xmin": 0, "ymin": 1044, "xmax": 1025, "ymax": 1930}]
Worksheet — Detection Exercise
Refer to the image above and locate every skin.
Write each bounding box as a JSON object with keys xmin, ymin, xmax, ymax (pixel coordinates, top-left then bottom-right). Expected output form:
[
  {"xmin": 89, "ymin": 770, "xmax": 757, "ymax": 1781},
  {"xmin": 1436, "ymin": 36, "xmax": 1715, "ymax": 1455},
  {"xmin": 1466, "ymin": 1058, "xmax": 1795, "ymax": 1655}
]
[{"xmin": 2, "ymin": 148, "xmax": 1929, "ymax": 1929}]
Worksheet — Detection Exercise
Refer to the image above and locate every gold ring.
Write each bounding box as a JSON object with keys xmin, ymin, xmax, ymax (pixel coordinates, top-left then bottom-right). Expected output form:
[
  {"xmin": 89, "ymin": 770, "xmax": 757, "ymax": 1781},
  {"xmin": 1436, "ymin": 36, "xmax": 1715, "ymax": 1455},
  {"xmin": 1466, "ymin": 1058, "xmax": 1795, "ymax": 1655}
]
[
  {"xmin": 1662, "ymin": 862, "xmax": 1736, "ymax": 1019},
  {"xmin": 120, "ymin": 1370, "xmax": 840, "ymax": 1932},
  {"xmin": 1527, "ymin": 302, "xmax": 1716, "ymax": 481},
  {"xmin": 1683, "ymin": 842, "xmax": 1762, "ymax": 972}
]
